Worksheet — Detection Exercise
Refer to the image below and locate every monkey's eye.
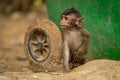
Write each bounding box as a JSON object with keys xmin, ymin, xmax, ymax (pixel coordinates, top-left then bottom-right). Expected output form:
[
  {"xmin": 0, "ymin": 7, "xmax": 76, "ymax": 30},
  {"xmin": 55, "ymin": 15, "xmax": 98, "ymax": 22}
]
[{"xmin": 64, "ymin": 16, "xmax": 68, "ymax": 20}]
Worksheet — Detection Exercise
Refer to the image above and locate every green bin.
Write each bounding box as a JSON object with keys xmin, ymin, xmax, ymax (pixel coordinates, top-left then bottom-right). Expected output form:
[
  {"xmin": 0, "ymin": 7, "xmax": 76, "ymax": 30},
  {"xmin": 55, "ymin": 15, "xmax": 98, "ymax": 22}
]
[{"xmin": 46, "ymin": 0, "xmax": 120, "ymax": 60}]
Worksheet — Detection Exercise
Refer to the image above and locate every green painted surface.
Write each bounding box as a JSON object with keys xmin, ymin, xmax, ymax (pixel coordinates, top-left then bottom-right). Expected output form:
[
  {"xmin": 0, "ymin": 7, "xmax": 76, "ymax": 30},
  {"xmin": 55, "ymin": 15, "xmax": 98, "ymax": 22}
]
[{"xmin": 46, "ymin": 0, "xmax": 120, "ymax": 60}]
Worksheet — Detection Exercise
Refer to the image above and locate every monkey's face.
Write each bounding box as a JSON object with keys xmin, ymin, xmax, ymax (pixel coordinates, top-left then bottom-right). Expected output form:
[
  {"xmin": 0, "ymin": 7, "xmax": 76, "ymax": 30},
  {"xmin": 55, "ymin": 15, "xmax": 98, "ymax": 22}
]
[{"xmin": 60, "ymin": 14, "xmax": 77, "ymax": 29}]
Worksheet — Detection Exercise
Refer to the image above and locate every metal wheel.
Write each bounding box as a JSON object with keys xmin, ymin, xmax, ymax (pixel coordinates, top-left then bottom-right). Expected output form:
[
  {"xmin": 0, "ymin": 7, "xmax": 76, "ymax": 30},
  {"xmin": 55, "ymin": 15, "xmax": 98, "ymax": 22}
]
[{"xmin": 28, "ymin": 29, "xmax": 50, "ymax": 62}]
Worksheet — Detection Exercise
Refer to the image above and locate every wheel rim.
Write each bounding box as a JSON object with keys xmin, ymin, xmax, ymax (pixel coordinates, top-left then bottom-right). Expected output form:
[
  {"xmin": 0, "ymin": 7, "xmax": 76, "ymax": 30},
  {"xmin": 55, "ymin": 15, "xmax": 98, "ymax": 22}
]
[{"xmin": 28, "ymin": 28, "xmax": 50, "ymax": 62}]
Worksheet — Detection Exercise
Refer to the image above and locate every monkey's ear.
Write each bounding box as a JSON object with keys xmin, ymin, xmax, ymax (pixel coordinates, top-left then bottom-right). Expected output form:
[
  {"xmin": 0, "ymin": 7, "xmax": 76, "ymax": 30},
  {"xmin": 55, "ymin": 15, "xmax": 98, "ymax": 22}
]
[{"xmin": 76, "ymin": 17, "xmax": 84, "ymax": 28}]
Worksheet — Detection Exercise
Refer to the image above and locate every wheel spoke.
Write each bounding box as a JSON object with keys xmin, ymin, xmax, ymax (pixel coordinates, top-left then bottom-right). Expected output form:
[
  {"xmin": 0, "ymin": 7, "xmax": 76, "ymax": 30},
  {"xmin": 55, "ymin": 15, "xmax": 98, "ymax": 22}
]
[
  {"xmin": 43, "ymin": 48, "xmax": 49, "ymax": 53},
  {"xmin": 34, "ymin": 49, "xmax": 40, "ymax": 53},
  {"xmin": 44, "ymin": 43, "xmax": 49, "ymax": 47},
  {"xmin": 30, "ymin": 41, "xmax": 38, "ymax": 45},
  {"xmin": 35, "ymin": 34, "xmax": 46, "ymax": 43},
  {"xmin": 36, "ymin": 50, "xmax": 44, "ymax": 61},
  {"xmin": 41, "ymin": 38, "xmax": 46, "ymax": 43},
  {"xmin": 34, "ymin": 50, "xmax": 40, "ymax": 57},
  {"xmin": 40, "ymin": 50, "xmax": 43, "ymax": 54},
  {"xmin": 35, "ymin": 35, "xmax": 41, "ymax": 42},
  {"xmin": 40, "ymin": 35, "xmax": 46, "ymax": 43},
  {"xmin": 31, "ymin": 45, "xmax": 38, "ymax": 52}
]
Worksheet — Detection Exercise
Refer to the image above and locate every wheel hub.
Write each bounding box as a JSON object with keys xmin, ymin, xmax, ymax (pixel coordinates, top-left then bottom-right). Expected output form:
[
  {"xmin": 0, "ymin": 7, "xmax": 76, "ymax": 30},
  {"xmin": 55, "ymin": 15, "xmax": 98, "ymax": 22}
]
[{"xmin": 37, "ymin": 42, "xmax": 43, "ymax": 50}]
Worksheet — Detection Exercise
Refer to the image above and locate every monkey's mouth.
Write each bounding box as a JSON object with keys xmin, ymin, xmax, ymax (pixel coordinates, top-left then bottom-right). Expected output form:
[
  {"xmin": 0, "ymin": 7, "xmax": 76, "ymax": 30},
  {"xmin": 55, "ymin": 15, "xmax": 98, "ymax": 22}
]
[{"xmin": 60, "ymin": 25, "xmax": 69, "ymax": 29}]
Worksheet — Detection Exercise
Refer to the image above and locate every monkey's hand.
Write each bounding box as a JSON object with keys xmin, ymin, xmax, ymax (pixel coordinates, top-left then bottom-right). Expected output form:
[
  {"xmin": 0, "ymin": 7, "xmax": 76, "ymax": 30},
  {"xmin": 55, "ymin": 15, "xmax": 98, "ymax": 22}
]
[
  {"xmin": 73, "ymin": 48, "xmax": 86, "ymax": 64},
  {"xmin": 73, "ymin": 48, "xmax": 85, "ymax": 59},
  {"xmin": 77, "ymin": 48, "xmax": 86, "ymax": 55}
]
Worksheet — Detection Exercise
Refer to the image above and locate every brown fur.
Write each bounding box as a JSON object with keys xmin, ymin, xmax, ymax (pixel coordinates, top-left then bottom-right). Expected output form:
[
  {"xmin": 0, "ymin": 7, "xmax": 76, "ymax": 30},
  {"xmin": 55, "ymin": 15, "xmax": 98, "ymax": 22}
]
[{"xmin": 60, "ymin": 8, "xmax": 91, "ymax": 72}]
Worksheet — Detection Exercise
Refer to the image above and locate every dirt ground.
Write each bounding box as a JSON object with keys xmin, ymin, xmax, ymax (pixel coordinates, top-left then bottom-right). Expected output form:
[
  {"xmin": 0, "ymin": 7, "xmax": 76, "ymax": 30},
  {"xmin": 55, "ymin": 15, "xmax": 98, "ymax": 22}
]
[{"xmin": 0, "ymin": 9, "xmax": 120, "ymax": 80}]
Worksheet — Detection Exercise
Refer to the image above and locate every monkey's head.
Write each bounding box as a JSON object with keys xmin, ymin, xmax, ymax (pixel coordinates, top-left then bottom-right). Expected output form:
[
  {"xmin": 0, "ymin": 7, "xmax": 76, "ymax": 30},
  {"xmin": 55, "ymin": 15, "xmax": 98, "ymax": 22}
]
[{"xmin": 60, "ymin": 8, "xmax": 84, "ymax": 29}]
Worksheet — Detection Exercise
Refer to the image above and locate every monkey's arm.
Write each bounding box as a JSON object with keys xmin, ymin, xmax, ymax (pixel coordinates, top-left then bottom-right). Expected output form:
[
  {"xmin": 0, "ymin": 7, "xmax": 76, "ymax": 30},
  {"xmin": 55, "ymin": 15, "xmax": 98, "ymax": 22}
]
[
  {"xmin": 78, "ymin": 28, "xmax": 91, "ymax": 54},
  {"xmin": 63, "ymin": 41, "xmax": 70, "ymax": 72}
]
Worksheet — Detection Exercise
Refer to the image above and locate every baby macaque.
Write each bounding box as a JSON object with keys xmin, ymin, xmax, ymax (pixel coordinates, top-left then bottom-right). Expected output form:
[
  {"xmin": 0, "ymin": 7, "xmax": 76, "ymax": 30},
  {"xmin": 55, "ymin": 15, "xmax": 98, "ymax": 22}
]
[{"xmin": 60, "ymin": 8, "xmax": 91, "ymax": 72}]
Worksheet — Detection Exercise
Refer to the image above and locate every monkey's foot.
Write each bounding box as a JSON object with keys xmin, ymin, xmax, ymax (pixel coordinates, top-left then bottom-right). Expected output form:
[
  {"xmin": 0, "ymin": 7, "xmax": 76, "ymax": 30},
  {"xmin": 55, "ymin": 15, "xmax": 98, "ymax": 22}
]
[
  {"xmin": 69, "ymin": 62, "xmax": 81, "ymax": 69},
  {"xmin": 64, "ymin": 67, "xmax": 70, "ymax": 73}
]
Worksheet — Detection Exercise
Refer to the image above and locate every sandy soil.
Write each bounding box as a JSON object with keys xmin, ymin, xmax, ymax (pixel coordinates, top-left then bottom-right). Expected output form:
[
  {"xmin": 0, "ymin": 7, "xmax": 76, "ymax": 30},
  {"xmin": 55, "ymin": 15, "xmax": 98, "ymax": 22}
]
[
  {"xmin": 0, "ymin": 59, "xmax": 120, "ymax": 80},
  {"xmin": 0, "ymin": 10, "xmax": 120, "ymax": 80}
]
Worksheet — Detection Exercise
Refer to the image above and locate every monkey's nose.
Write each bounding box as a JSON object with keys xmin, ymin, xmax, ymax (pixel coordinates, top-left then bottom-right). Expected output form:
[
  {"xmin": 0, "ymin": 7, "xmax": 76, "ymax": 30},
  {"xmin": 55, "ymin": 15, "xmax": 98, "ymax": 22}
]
[{"xmin": 60, "ymin": 21, "xmax": 63, "ymax": 25}]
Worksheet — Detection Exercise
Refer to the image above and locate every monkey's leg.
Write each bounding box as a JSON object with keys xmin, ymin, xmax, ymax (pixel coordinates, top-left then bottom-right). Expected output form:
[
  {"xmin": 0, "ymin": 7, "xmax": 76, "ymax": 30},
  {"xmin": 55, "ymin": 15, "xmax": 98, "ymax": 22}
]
[
  {"xmin": 76, "ymin": 54, "xmax": 86, "ymax": 64},
  {"xmin": 72, "ymin": 51, "xmax": 86, "ymax": 67},
  {"xmin": 63, "ymin": 43, "xmax": 70, "ymax": 72},
  {"xmin": 79, "ymin": 55, "xmax": 86, "ymax": 64}
]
